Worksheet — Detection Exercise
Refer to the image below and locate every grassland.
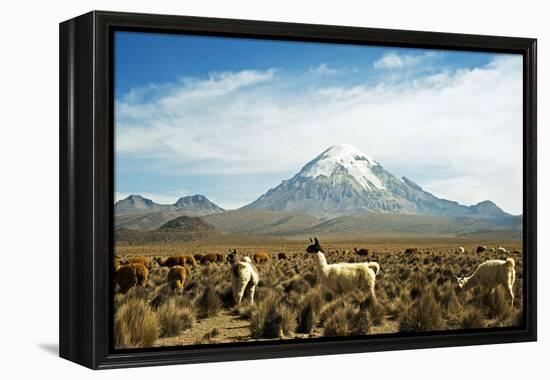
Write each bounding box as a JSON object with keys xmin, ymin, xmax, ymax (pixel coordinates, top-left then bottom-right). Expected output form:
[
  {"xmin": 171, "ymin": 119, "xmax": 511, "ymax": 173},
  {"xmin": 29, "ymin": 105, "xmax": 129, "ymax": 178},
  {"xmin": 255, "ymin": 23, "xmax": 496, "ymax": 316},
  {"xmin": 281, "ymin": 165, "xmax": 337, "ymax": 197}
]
[{"xmin": 113, "ymin": 237, "xmax": 523, "ymax": 349}]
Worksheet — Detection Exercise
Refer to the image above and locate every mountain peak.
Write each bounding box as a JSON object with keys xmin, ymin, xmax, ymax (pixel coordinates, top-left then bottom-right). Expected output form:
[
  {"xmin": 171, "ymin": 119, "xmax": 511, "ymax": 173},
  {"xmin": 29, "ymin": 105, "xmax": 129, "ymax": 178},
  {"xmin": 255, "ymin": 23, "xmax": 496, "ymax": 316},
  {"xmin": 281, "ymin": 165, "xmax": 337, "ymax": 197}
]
[
  {"xmin": 242, "ymin": 145, "xmax": 510, "ymax": 218},
  {"xmin": 123, "ymin": 194, "xmax": 155, "ymax": 206},
  {"xmin": 298, "ymin": 144, "xmax": 384, "ymax": 191},
  {"xmin": 175, "ymin": 194, "xmax": 206, "ymax": 206}
]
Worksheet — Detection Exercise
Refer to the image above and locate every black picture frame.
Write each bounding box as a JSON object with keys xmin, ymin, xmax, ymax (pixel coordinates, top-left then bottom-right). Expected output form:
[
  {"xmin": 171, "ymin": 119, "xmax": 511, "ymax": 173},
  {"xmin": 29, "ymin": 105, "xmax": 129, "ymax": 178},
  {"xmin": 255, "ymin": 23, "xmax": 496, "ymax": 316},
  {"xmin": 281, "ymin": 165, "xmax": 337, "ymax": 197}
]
[{"xmin": 59, "ymin": 10, "xmax": 537, "ymax": 369}]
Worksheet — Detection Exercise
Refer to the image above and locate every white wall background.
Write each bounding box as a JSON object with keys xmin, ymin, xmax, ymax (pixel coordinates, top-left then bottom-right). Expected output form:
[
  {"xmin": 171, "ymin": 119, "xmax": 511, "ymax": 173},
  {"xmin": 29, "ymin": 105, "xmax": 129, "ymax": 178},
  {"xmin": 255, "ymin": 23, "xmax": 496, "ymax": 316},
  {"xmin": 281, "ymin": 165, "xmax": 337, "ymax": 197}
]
[{"xmin": 0, "ymin": 0, "xmax": 546, "ymax": 377}]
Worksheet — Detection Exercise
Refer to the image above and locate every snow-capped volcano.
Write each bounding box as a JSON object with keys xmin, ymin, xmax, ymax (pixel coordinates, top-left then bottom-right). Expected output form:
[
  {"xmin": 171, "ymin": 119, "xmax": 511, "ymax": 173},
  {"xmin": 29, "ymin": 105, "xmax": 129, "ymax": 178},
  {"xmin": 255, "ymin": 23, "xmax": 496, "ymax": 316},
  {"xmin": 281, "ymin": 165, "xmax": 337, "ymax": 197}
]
[
  {"xmin": 300, "ymin": 144, "xmax": 385, "ymax": 190},
  {"xmin": 242, "ymin": 144, "xmax": 510, "ymax": 218}
]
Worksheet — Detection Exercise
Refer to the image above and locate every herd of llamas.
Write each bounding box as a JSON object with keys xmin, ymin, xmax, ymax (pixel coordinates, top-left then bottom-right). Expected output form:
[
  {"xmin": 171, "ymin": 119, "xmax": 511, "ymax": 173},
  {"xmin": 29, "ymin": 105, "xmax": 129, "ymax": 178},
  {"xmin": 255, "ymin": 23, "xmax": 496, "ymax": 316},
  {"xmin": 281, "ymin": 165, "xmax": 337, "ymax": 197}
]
[{"xmin": 113, "ymin": 238, "xmax": 523, "ymax": 348}]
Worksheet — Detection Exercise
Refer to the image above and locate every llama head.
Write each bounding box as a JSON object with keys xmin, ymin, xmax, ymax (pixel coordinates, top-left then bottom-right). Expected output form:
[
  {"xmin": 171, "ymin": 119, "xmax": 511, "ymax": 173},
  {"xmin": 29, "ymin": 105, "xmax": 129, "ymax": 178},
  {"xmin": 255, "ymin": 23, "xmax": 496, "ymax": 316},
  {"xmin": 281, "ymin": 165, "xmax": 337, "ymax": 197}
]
[
  {"xmin": 306, "ymin": 237, "xmax": 323, "ymax": 253},
  {"xmin": 455, "ymin": 275, "xmax": 467, "ymax": 289},
  {"xmin": 226, "ymin": 249, "xmax": 237, "ymax": 263}
]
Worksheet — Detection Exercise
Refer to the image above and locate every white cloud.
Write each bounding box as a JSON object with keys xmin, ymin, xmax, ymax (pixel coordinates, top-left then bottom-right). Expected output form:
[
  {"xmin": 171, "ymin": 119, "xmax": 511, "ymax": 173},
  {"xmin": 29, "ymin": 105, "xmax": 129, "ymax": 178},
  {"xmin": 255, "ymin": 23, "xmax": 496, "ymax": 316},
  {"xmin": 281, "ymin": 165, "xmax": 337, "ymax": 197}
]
[
  {"xmin": 116, "ymin": 55, "xmax": 523, "ymax": 214},
  {"xmin": 308, "ymin": 63, "xmax": 341, "ymax": 75},
  {"xmin": 373, "ymin": 51, "xmax": 437, "ymax": 70}
]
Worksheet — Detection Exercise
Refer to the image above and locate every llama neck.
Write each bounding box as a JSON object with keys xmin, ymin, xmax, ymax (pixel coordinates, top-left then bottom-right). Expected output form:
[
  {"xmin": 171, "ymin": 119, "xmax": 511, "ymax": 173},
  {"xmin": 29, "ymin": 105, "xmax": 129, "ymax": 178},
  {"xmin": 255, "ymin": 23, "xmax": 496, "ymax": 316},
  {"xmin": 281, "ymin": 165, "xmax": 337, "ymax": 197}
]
[
  {"xmin": 462, "ymin": 273, "xmax": 478, "ymax": 290},
  {"xmin": 314, "ymin": 251, "xmax": 328, "ymax": 272}
]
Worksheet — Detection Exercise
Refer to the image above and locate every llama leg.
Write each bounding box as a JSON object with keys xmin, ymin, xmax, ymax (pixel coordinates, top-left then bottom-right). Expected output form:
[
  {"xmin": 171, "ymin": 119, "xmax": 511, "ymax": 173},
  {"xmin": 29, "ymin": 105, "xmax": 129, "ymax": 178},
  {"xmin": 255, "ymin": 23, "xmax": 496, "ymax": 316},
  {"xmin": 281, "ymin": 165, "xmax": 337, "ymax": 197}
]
[
  {"xmin": 507, "ymin": 284, "xmax": 514, "ymax": 307},
  {"xmin": 248, "ymin": 284, "xmax": 256, "ymax": 305},
  {"xmin": 234, "ymin": 282, "xmax": 246, "ymax": 306},
  {"xmin": 370, "ymin": 282, "xmax": 377, "ymax": 303}
]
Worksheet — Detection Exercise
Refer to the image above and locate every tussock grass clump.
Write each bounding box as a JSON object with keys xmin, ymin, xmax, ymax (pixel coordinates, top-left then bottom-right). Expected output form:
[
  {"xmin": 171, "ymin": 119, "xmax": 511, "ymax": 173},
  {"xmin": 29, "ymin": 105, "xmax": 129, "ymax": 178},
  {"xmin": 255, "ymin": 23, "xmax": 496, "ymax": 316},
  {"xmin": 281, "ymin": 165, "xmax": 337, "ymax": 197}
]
[
  {"xmin": 436, "ymin": 282, "xmax": 462, "ymax": 319},
  {"xmin": 480, "ymin": 287, "xmax": 512, "ymax": 319},
  {"xmin": 302, "ymin": 272, "xmax": 318, "ymax": 287},
  {"xmin": 250, "ymin": 291, "xmax": 296, "ymax": 338},
  {"xmin": 196, "ymin": 286, "xmax": 222, "ymax": 318},
  {"xmin": 319, "ymin": 298, "xmax": 347, "ymax": 326},
  {"xmin": 399, "ymin": 289, "xmax": 445, "ymax": 332},
  {"xmin": 323, "ymin": 304, "xmax": 370, "ymax": 337},
  {"xmin": 283, "ymin": 277, "xmax": 311, "ymax": 293},
  {"xmin": 218, "ymin": 287, "xmax": 235, "ymax": 309},
  {"xmin": 125, "ymin": 285, "xmax": 151, "ymax": 301},
  {"xmin": 115, "ymin": 298, "xmax": 159, "ymax": 348},
  {"xmin": 359, "ymin": 296, "xmax": 386, "ymax": 326},
  {"xmin": 297, "ymin": 303, "xmax": 315, "ymax": 334},
  {"xmin": 196, "ymin": 328, "xmax": 220, "ymax": 344},
  {"xmin": 235, "ymin": 304, "xmax": 255, "ymax": 320},
  {"xmin": 385, "ymin": 296, "xmax": 407, "ymax": 321},
  {"xmin": 460, "ymin": 306, "xmax": 485, "ymax": 329},
  {"xmin": 157, "ymin": 300, "xmax": 195, "ymax": 337}
]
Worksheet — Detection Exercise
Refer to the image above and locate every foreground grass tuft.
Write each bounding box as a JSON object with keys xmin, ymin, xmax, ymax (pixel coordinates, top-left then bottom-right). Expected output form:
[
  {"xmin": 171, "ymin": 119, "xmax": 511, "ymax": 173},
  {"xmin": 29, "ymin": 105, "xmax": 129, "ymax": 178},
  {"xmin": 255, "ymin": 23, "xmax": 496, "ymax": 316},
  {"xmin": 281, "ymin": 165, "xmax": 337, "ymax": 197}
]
[
  {"xmin": 399, "ymin": 289, "xmax": 445, "ymax": 332},
  {"xmin": 250, "ymin": 291, "xmax": 296, "ymax": 338},
  {"xmin": 115, "ymin": 298, "xmax": 159, "ymax": 348},
  {"xmin": 196, "ymin": 286, "xmax": 222, "ymax": 318}
]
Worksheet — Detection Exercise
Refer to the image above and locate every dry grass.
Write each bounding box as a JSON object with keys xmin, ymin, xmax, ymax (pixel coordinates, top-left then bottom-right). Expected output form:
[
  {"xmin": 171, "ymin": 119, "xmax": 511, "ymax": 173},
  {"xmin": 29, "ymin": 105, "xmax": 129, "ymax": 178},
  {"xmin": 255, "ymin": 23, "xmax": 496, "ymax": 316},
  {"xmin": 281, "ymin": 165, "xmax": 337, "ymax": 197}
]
[
  {"xmin": 115, "ymin": 298, "xmax": 159, "ymax": 348},
  {"xmin": 114, "ymin": 239, "xmax": 523, "ymax": 348}
]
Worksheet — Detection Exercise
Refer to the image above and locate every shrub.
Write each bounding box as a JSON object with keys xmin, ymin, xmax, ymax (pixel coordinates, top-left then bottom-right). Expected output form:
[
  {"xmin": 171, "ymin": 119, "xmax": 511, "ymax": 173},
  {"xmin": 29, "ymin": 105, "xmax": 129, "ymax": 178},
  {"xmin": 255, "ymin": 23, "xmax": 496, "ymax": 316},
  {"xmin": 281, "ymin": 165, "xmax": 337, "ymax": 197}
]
[
  {"xmin": 359, "ymin": 296, "xmax": 385, "ymax": 326},
  {"xmin": 323, "ymin": 304, "xmax": 370, "ymax": 337},
  {"xmin": 157, "ymin": 300, "xmax": 195, "ymax": 337},
  {"xmin": 323, "ymin": 308, "xmax": 352, "ymax": 336},
  {"xmin": 250, "ymin": 291, "xmax": 296, "ymax": 338},
  {"xmin": 198, "ymin": 328, "xmax": 220, "ymax": 343},
  {"xmin": 459, "ymin": 306, "xmax": 485, "ymax": 329},
  {"xmin": 196, "ymin": 286, "xmax": 222, "ymax": 318},
  {"xmin": 218, "ymin": 286, "xmax": 235, "ymax": 309},
  {"xmin": 399, "ymin": 289, "xmax": 445, "ymax": 332},
  {"xmin": 296, "ymin": 303, "xmax": 315, "ymax": 334},
  {"xmin": 480, "ymin": 287, "xmax": 512, "ymax": 319},
  {"xmin": 115, "ymin": 298, "xmax": 159, "ymax": 348}
]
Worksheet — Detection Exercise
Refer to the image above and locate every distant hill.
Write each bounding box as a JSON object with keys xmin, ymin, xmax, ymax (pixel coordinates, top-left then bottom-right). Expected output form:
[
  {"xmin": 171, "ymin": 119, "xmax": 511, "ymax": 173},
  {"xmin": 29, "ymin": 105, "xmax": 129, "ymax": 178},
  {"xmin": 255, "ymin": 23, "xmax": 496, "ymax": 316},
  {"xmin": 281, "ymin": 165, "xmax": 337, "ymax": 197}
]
[
  {"xmin": 115, "ymin": 194, "xmax": 224, "ymax": 216},
  {"xmin": 202, "ymin": 210, "xmax": 321, "ymax": 236},
  {"xmin": 291, "ymin": 213, "xmax": 520, "ymax": 237},
  {"xmin": 115, "ymin": 194, "xmax": 224, "ymax": 231},
  {"xmin": 115, "ymin": 215, "xmax": 218, "ymax": 244},
  {"xmin": 201, "ymin": 210, "xmax": 521, "ymax": 239},
  {"xmin": 242, "ymin": 144, "xmax": 512, "ymax": 219}
]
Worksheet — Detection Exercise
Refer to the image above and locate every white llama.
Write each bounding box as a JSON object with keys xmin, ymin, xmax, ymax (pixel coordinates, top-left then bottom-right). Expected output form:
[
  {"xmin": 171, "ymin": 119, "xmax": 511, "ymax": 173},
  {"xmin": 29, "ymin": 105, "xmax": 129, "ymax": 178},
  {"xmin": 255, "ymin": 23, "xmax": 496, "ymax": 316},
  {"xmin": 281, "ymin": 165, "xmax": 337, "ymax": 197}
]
[
  {"xmin": 230, "ymin": 252, "xmax": 259, "ymax": 306},
  {"xmin": 456, "ymin": 258, "xmax": 516, "ymax": 306},
  {"xmin": 306, "ymin": 237, "xmax": 380, "ymax": 301}
]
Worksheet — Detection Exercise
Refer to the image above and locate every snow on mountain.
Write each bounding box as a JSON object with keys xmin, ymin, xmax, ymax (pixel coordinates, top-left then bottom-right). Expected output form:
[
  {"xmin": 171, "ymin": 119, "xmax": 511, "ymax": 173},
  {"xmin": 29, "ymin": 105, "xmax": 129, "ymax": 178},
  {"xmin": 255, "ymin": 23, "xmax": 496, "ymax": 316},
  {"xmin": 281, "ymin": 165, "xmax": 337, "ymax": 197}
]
[{"xmin": 299, "ymin": 144, "xmax": 385, "ymax": 190}]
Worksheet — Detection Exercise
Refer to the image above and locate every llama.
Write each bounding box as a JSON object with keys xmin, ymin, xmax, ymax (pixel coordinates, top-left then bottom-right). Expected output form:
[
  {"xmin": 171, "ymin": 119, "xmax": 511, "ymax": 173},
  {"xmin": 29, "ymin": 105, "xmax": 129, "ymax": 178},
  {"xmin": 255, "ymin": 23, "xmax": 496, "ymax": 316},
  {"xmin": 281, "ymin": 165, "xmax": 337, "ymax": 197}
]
[
  {"xmin": 200, "ymin": 253, "xmax": 218, "ymax": 264},
  {"xmin": 277, "ymin": 252, "xmax": 289, "ymax": 260},
  {"xmin": 156, "ymin": 255, "xmax": 197, "ymax": 267},
  {"xmin": 306, "ymin": 238, "xmax": 379, "ymax": 301},
  {"xmin": 497, "ymin": 247, "xmax": 508, "ymax": 253},
  {"xmin": 404, "ymin": 248, "xmax": 418, "ymax": 254},
  {"xmin": 457, "ymin": 247, "xmax": 465, "ymax": 254},
  {"xmin": 124, "ymin": 256, "xmax": 151, "ymax": 268},
  {"xmin": 115, "ymin": 263, "xmax": 149, "ymax": 294},
  {"xmin": 167, "ymin": 265, "xmax": 186, "ymax": 290},
  {"xmin": 113, "ymin": 256, "xmax": 122, "ymax": 272},
  {"xmin": 456, "ymin": 258, "xmax": 516, "ymax": 306},
  {"xmin": 226, "ymin": 249, "xmax": 238, "ymax": 263},
  {"xmin": 231, "ymin": 255, "xmax": 259, "ymax": 305},
  {"xmin": 253, "ymin": 252, "xmax": 270, "ymax": 264},
  {"xmin": 354, "ymin": 248, "xmax": 369, "ymax": 256},
  {"xmin": 477, "ymin": 246, "xmax": 488, "ymax": 253}
]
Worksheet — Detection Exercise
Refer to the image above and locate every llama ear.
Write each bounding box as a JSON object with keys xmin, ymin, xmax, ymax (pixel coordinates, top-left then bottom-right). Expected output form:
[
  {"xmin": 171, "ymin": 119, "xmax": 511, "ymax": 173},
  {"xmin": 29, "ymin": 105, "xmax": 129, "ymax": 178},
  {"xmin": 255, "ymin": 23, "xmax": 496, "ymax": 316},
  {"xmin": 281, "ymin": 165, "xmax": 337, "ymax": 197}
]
[
  {"xmin": 314, "ymin": 237, "xmax": 319, "ymax": 244},
  {"xmin": 310, "ymin": 237, "xmax": 313, "ymax": 243}
]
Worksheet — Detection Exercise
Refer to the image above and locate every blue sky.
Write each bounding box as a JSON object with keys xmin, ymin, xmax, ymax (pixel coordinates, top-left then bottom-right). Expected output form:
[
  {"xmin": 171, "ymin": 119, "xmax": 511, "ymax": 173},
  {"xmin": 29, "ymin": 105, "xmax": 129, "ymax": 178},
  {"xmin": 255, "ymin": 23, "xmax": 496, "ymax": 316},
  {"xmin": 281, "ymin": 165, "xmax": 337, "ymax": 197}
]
[{"xmin": 114, "ymin": 31, "xmax": 523, "ymax": 214}]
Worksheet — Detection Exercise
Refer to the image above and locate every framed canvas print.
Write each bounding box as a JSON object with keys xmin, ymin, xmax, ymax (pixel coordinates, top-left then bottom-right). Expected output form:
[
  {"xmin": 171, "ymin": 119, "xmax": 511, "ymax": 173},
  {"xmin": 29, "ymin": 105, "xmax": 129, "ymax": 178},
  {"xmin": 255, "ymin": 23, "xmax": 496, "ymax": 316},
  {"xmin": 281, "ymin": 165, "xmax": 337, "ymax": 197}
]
[{"xmin": 59, "ymin": 11, "xmax": 537, "ymax": 369}]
